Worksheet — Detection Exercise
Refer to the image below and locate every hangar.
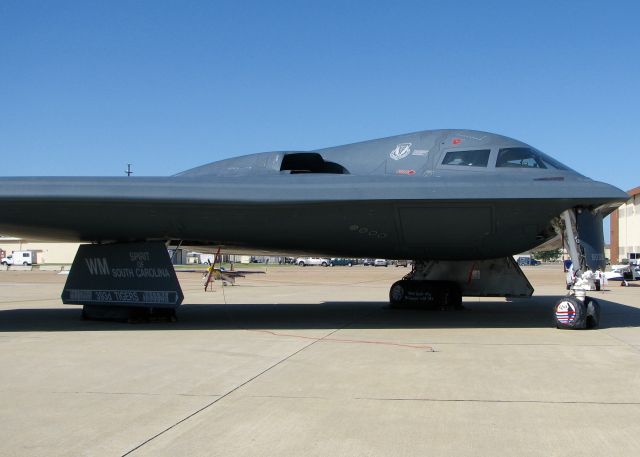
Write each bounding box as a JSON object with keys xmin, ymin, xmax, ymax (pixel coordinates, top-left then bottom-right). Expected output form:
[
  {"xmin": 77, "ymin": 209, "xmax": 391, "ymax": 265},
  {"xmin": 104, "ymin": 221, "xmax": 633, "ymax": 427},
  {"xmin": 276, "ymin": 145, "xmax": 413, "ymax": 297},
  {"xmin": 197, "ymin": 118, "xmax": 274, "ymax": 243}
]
[
  {"xmin": 0, "ymin": 236, "xmax": 79, "ymax": 265},
  {"xmin": 610, "ymin": 186, "xmax": 640, "ymax": 263}
]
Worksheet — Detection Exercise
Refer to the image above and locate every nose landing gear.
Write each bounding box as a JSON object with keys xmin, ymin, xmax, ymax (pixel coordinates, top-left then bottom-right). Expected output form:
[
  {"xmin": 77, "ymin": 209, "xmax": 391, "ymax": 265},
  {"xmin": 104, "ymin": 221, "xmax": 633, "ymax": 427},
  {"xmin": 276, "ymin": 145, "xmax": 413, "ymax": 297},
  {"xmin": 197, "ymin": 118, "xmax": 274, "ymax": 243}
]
[
  {"xmin": 554, "ymin": 295, "xmax": 600, "ymax": 330},
  {"xmin": 554, "ymin": 208, "xmax": 605, "ymax": 330}
]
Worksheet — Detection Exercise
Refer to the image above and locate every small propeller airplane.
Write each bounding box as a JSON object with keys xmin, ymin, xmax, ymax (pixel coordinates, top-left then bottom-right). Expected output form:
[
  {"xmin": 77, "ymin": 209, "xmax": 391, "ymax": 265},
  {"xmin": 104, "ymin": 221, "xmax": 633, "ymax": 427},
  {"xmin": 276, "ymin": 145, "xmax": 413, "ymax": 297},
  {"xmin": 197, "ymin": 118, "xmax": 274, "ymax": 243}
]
[{"xmin": 202, "ymin": 247, "xmax": 265, "ymax": 290}]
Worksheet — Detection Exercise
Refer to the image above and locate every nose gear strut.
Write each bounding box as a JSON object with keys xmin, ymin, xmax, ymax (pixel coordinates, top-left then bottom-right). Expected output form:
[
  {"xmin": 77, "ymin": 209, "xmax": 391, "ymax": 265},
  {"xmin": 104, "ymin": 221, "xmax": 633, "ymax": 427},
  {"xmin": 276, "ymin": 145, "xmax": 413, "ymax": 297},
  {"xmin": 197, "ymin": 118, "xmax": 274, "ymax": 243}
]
[{"xmin": 554, "ymin": 208, "xmax": 604, "ymax": 329}]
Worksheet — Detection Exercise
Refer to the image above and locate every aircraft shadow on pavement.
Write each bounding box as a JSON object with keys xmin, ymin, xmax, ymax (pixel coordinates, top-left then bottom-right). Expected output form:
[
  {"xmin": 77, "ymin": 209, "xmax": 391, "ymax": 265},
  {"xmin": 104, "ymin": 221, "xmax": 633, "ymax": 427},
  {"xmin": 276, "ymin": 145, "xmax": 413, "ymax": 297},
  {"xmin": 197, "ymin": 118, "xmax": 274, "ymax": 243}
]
[{"xmin": 1, "ymin": 295, "xmax": 639, "ymax": 332}]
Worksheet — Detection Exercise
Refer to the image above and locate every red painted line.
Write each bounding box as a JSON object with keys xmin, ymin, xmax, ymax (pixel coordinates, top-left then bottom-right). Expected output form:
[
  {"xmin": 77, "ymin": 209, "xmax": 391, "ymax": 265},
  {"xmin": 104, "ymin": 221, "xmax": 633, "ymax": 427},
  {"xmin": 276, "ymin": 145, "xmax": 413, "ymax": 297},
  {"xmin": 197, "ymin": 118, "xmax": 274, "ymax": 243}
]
[{"xmin": 248, "ymin": 329, "xmax": 434, "ymax": 351}]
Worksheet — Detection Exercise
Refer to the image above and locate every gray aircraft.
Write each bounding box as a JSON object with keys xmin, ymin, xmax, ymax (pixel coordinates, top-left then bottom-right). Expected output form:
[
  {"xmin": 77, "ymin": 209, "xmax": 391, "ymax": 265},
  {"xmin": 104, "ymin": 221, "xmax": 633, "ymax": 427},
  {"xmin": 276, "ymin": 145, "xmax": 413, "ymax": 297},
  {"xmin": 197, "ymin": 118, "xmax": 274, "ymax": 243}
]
[{"xmin": 0, "ymin": 129, "xmax": 628, "ymax": 328}]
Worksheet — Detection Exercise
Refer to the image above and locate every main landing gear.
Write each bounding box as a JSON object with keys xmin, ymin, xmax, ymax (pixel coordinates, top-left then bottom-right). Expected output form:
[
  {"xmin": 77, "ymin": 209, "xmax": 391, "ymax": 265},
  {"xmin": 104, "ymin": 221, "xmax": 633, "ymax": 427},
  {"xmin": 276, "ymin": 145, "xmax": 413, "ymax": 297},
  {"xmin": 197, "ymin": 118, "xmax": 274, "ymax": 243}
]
[
  {"xmin": 389, "ymin": 279, "xmax": 463, "ymax": 310},
  {"xmin": 388, "ymin": 257, "xmax": 533, "ymax": 311}
]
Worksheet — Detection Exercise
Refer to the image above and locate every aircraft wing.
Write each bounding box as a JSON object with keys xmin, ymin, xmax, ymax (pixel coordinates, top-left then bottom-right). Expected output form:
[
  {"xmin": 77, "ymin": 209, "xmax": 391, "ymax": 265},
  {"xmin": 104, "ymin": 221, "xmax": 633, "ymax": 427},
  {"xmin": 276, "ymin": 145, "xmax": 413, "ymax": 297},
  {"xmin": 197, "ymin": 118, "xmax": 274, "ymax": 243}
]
[{"xmin": 0, "ymin": 172, "xmax": 626, "ymax": 261}]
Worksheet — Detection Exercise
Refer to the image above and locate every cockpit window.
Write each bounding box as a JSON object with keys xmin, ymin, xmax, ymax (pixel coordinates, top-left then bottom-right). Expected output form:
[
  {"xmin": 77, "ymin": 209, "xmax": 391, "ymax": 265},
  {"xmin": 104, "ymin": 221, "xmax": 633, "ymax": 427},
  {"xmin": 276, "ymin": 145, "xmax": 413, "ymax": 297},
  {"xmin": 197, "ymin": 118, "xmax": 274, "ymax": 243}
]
[
  {"xmin": 441, "ymin": 149, "xmax": 490, "ymax": 167},
  {"xmin": 497, "ymin": 148, "xmax": 546, "ymax": 168},
  {"xmin": 496, "ymin": 147, "xmax": 571, "ymax": 170},
  {"xmin": 535, "ymin": 150, "xmax": 571, "ymax": 170}
]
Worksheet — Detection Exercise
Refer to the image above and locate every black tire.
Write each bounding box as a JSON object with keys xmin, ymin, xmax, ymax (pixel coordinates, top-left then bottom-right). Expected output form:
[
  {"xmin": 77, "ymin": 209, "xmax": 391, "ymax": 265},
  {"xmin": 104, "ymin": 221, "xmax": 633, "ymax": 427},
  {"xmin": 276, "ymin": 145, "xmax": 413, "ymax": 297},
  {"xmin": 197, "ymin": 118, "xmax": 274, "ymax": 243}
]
[
  {"xmin": 554, "ymin": 296, "xmax": 587, "ymax": 329},
  {"xmin": 585, "ymin": 297, "xmax": 601, "ymax": 329},
  {"xmin": 348, "ymin": 262, "xmax": 352, "ymax": 267},
  {"xmin": 298, "ymin": 261, "xmax": 305, "ymax": 267},
  {"xmin": 321, "ymin": 262, "xmax": 328, "ymax": 267},
  {"xmin": 23, "ymin": 262, "xmax": 29, "ymax": 266},
  {"xmin": 389, "ymin": 281, "xmax": 406, "ymax": 308}
]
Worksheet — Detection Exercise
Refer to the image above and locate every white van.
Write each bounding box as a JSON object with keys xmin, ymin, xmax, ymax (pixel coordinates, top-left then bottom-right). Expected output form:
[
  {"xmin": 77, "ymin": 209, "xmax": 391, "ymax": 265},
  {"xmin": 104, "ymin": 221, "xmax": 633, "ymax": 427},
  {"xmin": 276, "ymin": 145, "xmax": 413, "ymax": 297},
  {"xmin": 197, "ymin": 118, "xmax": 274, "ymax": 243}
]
[{"xmin": 1, "ymin": 251, "xmax": 37, "ymax": 266}]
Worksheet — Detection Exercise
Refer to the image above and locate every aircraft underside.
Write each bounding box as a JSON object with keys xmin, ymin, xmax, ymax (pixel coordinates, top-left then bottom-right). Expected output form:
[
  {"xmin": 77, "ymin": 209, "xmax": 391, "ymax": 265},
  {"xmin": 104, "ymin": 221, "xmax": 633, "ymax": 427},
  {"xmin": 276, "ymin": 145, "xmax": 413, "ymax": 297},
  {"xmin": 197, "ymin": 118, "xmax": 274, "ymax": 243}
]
[
  {"xmin": 0, "ymin": 197, "xmax": 599, "ymax": 260},
  {"xmin": 56, "ymin": 205, "xmax": 606, "ymax": 330}
]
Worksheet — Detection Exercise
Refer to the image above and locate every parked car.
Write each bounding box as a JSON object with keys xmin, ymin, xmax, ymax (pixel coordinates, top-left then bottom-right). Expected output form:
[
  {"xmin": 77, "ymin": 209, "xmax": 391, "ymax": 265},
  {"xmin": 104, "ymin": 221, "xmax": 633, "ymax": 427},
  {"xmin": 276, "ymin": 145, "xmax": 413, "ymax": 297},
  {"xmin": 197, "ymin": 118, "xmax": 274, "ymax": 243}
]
[
  {"xmin": 394, "ymin": 259, "xmax": 409, "ymax": 267},
  {"xmin": 362, "ymin": 258, "xmax": 375, "ymax": 266},
  {"xmin": 374, "ymin": 259, "xmax": 388, "ymax": 267},
  {"xmin": 330, "ymin": 258, "xmax": 356, "ymax": 266},
  {"xmin": 296, "ymin": 257, "xmax": 330, "ymax": 267}
]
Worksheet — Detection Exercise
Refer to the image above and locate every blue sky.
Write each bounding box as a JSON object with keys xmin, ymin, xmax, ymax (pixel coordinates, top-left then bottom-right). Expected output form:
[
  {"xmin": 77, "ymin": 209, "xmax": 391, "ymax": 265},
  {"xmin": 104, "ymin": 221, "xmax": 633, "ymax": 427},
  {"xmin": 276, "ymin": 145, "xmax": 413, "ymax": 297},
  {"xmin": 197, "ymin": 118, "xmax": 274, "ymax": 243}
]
[{"xmin": 1, "ymin": 0, "xmax": 638, "ymax": 195}]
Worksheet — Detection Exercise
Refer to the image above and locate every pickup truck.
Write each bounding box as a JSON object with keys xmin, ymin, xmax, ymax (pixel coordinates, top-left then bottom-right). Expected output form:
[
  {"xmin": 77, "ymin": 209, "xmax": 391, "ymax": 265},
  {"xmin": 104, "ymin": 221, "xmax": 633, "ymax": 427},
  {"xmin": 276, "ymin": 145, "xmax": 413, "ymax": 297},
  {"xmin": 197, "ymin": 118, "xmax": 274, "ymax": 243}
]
[{"xmin": 516, "ymin": 256, "xmax": 540, "ymax": 266}]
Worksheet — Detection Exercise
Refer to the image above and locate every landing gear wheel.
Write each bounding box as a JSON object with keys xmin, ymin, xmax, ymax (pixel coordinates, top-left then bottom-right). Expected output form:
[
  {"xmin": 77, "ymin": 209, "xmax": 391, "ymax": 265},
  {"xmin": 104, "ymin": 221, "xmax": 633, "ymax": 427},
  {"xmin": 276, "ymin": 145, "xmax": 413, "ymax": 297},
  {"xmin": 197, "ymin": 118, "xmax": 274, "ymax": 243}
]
[
  {"xmin": 585, "ymin": 297, "xmax": 600, "ymax": 329},
  {"xmin": 554, "ymin": 296, "xmax": 587, "ymax": 329},
  {"xmin": 389, "ymin": 281, "xmax": 406, "ymax": 308}
]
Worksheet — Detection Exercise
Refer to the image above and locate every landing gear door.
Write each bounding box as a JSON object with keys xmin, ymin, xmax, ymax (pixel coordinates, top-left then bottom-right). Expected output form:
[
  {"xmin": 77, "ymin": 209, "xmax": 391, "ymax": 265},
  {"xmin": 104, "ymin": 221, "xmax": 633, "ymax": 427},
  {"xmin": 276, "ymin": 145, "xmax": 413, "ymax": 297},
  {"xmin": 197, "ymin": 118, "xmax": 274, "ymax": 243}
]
[{"xmin": 62, "ymin": 241, "xmax": 184, "ymax": 309}]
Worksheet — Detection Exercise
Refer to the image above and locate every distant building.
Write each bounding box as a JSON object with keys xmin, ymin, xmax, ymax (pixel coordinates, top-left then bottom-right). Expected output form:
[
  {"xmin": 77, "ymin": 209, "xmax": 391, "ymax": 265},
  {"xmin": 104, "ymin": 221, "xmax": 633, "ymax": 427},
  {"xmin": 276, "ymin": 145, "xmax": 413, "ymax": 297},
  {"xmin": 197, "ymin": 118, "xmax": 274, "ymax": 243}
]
[
  {"xmin": 0, "ymin": 237, "xmax": 81, "ymax": 264},
  {"xmin": 0, "ymin": 236, "xmax": 201, "ymax": 265},
  {"xmin": 610, "ymin": 186, "xmax": 640, "ymax": 263}
]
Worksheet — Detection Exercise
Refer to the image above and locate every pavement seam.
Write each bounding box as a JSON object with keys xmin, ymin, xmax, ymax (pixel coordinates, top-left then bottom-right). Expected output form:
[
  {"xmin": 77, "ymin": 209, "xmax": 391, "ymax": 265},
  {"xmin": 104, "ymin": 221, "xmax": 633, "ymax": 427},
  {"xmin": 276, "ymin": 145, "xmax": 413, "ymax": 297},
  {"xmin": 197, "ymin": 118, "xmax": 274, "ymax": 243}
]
[
  {"xmin": 120, "ymin": 326, "xmax": 346, "ymax": 457},
  {"xmin": 397, "ymin": 342, "xmax": 624, "ymax": 347},
  {"xmin": 601, "ymin": 329, "xmax": 640, "ymax": 355},
  {"xmin": 0, "ymin": 298, "xmax": 63, "ymax": 304},
  {"xmin": 1, "ymin": 390, "xmax": 222, "ymax": 397},
  {"xmin": 354, "ymin": 397, "xmax": 640, "ymax": 405}
]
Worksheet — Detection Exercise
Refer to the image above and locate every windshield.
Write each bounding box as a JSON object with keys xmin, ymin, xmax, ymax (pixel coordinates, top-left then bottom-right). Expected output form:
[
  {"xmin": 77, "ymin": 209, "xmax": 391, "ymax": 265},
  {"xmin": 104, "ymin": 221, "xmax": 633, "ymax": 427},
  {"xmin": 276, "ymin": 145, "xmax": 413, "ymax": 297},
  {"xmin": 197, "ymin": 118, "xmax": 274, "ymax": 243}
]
[{"xmin": 496, "ymin": 147, "xmax": 571, "ymax": 170}]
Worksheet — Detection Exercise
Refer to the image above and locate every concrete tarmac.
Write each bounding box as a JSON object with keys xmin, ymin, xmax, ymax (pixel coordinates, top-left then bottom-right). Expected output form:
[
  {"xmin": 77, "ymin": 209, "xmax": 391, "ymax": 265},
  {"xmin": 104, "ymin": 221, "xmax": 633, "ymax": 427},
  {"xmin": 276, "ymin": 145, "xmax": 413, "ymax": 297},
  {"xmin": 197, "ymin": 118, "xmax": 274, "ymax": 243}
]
[{"xmin": 1, "ymin": 265, "xmax": 640, "ymax": 456}]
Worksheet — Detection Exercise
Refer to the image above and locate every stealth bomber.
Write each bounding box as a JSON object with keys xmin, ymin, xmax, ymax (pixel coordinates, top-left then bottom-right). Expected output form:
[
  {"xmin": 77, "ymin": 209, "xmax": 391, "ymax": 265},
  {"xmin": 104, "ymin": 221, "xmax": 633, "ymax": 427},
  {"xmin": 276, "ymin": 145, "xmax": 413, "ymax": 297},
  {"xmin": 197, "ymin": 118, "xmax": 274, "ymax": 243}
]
[{"xmin": 0, "ymin": 129, "xmax": 627, "ymax": 328}]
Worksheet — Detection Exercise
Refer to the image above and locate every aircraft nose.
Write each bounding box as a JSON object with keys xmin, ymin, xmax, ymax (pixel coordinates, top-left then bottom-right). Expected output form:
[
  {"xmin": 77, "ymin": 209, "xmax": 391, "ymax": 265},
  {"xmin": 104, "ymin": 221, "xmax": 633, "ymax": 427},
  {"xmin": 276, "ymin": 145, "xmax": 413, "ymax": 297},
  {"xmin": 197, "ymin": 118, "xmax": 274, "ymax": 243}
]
[
  {"xmin": 603, "ymin": 182, "xmax": 630, "ymax": 201},
  {"xmin": 585, "ymin": 180, "xmax": 629, "ymax": 213}
]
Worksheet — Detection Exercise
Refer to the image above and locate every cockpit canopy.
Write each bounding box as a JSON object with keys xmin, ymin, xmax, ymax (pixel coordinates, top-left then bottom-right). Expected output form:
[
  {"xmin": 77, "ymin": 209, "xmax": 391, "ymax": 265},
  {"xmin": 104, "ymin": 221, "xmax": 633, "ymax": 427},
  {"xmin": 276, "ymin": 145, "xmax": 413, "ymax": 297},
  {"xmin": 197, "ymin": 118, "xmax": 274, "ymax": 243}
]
[
  {"xmin": 176, "ymin": 129, "xmax": 574, "ymax": 178},
  {"xmin": 438, "ymin": 147, "xmax": 571, "ymax": 171}
]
